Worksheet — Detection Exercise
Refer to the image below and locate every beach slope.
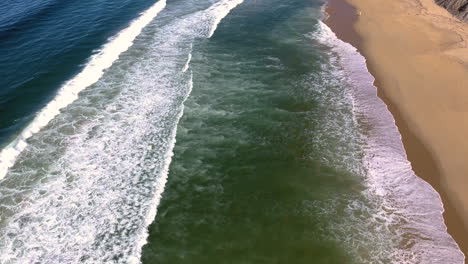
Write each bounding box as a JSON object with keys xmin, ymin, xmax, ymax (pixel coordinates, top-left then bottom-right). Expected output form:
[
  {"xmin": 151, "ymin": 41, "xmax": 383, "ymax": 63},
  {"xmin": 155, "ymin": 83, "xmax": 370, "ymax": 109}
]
[{"xmin": 326, "ymin": 0, "xmax": 468, "ymax": 257}]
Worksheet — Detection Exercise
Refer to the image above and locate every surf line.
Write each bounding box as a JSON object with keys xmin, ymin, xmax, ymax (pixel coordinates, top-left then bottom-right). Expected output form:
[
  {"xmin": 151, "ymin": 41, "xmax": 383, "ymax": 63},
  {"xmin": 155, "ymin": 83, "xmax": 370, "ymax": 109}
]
[
  {"xmin": 314, "ymin": 20, "xmax": 465, "ymax": 262},
  {"xmin": 136, "ymin": 0, "xmax": 248, "ymax": 260},
  {"xmin": 0, "ymin": 0, "xmax": 167, "ymax": 180},
  {"xmin": 206, "ymin": 0, "xmax": 245, "ymax": 38},
  {"xmin": 182, "ymin": 0, "xmax": 245, "ymax": 73},
  {"xmin": 182, "ymin": 43, "xmax": 192, "ymax": 72}
]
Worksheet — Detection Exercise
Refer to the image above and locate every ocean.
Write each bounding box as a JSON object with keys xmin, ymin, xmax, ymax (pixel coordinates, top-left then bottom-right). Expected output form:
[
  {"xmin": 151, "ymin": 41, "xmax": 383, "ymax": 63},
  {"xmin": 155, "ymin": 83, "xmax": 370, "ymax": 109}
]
[{"xmin": 0, "ymin": 0, "xmax": 464, "ymax": 263}]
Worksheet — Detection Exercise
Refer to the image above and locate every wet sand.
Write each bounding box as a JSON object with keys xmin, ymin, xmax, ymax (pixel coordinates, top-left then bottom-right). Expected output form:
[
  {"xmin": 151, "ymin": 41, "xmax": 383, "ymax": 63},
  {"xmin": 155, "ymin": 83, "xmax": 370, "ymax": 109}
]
[{"xmin": 325, "ymin": 0, "xmax": 468, "ymax": 258}]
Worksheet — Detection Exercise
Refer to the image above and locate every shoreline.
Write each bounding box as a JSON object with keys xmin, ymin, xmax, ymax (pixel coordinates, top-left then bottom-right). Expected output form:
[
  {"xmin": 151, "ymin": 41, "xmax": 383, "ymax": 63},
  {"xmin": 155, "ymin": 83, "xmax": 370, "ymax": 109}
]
[{"xmin": 325, "ymin": 0, "xmax": 468, "ymax": 259}]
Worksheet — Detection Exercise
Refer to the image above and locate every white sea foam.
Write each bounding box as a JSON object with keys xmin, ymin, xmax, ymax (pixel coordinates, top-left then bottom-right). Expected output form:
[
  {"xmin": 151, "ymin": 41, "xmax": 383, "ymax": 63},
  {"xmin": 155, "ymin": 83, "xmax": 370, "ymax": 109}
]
[
  {"xmin": 0, "ymin": 0, "xmax": 167, "ymax": 180},
  {"xmin": 182, "ymin": 44, "xmax": 192, "ymax": 72},
  {"xmin": 206, "ymin": 0, "xmax": 244, "ymax": 38},
  {"xmin": 0, "ymin": 0, "xmax": 243, "ymax": 181},
  {"xmin": 314, "ymin": 20, "xmax": 465, "ymax": 263},
  {"xmin": 131, "ymin": 72, "xmax": 193, "ymax": 263},
  {"xmin": 0, "ymin": 0, "xmax": 244, "ymax": 262}
]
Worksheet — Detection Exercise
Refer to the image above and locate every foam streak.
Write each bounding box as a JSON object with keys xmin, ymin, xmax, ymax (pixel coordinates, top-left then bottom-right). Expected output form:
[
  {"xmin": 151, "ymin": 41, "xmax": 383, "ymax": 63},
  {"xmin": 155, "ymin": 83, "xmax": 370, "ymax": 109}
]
[
  {"xmin": 315, "ymin": 20, "xmax": 465, "ymax": 263},
  {"xmin": 0, "ymin": 0, "xmax": 167, "ymax": 180},
  {"xmin": 182, "ymin": 44, "xmax": 192, "ymax": 72},
  {"xmin": 206, "ymin": 0, "xmax": 244, "ymax": 38}
]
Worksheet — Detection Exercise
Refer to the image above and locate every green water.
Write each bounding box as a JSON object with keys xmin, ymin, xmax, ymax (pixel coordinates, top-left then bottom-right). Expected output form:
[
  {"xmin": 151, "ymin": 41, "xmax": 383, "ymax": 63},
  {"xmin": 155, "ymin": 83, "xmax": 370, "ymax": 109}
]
[
  {"xmin": 142, "ymin": 1, "xmax": 369, "ymax": 262},
  {"xmin": 0, "ymin": 0, "xmax": 464, "ymax": 262}
]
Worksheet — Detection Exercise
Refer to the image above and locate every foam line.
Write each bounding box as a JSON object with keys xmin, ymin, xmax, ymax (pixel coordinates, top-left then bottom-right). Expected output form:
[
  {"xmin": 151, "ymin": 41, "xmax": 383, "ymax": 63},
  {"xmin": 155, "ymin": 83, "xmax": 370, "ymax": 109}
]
[
  {"xmin": 315, "ymin": 20, "xmax": 465, "ymax": 262},
  {"xmin": 132, "ymin": 72, "xmax": 194, "ymax": 263},
  {"xmin": 0, "ymin": 0, "xmax": 167, "ymax": 180},
  {"xmin": 206, "ymin": 0, "xmax": 244, "ymax": 38},
  {"xmin": 182, "ymin": 44, "xmax": 192, "ymax": 72}
]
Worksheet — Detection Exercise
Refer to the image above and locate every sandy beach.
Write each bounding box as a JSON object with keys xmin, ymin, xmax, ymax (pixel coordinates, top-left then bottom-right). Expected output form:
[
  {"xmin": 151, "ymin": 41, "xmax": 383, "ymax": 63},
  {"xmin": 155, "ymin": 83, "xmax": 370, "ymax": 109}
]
[{"xmin": 326, "ymin": 0, "xmax": 468, "ymax": 258}]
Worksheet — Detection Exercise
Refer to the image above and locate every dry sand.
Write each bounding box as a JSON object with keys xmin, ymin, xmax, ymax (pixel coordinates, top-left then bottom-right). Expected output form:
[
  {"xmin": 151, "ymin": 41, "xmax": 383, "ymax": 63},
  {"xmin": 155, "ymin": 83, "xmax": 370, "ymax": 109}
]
[{"xmin": 325, "ymin": 0, "xmax": 468, "ymax": 258}]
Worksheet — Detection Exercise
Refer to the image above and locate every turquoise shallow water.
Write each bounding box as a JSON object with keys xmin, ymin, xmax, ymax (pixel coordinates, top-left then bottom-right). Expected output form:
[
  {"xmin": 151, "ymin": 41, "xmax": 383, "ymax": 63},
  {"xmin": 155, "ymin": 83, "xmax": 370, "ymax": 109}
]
[{"xmin": 0, "ymin": 0, "xmax": 464, "ymax": 263}]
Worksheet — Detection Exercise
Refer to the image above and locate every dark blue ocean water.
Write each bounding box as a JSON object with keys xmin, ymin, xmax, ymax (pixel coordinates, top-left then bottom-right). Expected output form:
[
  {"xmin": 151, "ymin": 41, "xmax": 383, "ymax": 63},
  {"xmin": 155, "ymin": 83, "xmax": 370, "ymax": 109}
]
[
  {"xmin": 0, "ymin": 0, "xmax": 464, "ymax": 263},
  {"xmin": 0, "ymin": 0, "xmax": 158, "ymax": 145}
]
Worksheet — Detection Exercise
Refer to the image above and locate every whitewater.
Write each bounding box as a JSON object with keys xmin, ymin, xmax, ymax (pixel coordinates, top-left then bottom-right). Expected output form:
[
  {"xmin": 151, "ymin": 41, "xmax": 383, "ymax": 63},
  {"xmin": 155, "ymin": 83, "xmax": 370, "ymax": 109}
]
[
  {"xmin": 0, "ymin": 0, "xmax": 167, "ymax": 180},
  {"xmin": 0, "ymin": 0, "xmax": 464, "ymax": 262},
  {"xmin": 314, "ymin": 21, "xmax": 464, "ymax": 262},
  {"xmin": 0, "ymin": 0, "xmax": 244, "ymax": 262}
]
